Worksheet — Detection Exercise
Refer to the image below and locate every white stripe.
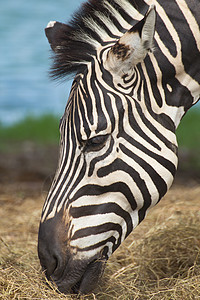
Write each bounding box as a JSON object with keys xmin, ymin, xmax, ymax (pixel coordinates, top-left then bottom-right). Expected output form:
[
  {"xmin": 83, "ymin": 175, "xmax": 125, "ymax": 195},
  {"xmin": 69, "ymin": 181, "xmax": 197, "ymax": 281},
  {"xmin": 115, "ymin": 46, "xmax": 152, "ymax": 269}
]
[
  {"xmin": 104, "ymin": 0, "xmax": 132, "ymax": 31},
  {"xmin": 83, "ymin": 16, "xmax": 112, "ymax": 42},
  {"xmin": 85, "ymin": 65, "xmax": 99, "ymax": 133},
  {"xmin": 114, "ymin": 0, "xmax": 144, "ymax": 20},
  {"xmin": 144, "ymin": 0, "xmax": 200, "ymax": 105},
  {"xmin": 122, "ymin": 97, "xmax": 178, "ymax": 158},
  {"xmin": 72, "ymin": 193, "xmax": 133, "ymax": 214},
  {"xmin": 71, "ymin": 213, "xmax": 127, "ymax": 242},
  {"xmin": 42, "ymin": 116, "xmax": 80, "ymax": 221},
  {"xmin": 69, "ymin": 166, "xmax": 144, "ymax": 208},
  {"xmin": 141, "ymin": 61, "xmax": 186, "ymax": 127},
  {"xmin": 94, "ymin": 11, "xmax": 123, "ymax": 38},
  {"xmin": 73, "ymin": 30, "xmax": 100, "ymax": 49},
  {"xmin": 121, "ymin": 139, "xmax": 175, "ymax": 189},
  {"xmin": 95, "ymin": 80, "xmax": 112, "ymax": 132},
  {"xmin": 70, "ymin": 230, "xmax": 120, "ymax": 249},
  {"xmin": 56, "ymin": 156, "xmax": 85, "ymax": 214},
  {"xmin": 74, "ymin": 241, "xmax": 114, "ymax": 260},
  {"xmin": 77, "ymin": 82, "xmax": 91, "ymax": 139},
  {"xmin": 175, "ymin": 0, "xmax": 200, "ymax": 52}
]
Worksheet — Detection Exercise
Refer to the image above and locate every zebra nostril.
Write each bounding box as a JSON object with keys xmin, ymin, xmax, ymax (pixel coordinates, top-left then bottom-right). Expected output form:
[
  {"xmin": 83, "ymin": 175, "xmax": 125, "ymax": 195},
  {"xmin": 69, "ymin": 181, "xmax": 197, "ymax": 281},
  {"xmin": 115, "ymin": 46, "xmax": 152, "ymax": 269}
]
[
  {"xmin": 38, "ymin": 231, "xmax": 64, "ymax": 281},
  {"xmin": 39, "ymin": 249, "xmax": 65, "ymax": 281},
  {"xmin": 46, "ymin": 256, "xmax": 57, "ymax": 279},
  {"xmin": 38, "ymin": 212, "xmax": 68, "ymax": 281},
  {"xmin": 51, "ymin": 253, "xmax": 66, "ymax": 280},
  {"xmin": 48, "ymin": 254, "xmax": 59, "ymax": 277}
]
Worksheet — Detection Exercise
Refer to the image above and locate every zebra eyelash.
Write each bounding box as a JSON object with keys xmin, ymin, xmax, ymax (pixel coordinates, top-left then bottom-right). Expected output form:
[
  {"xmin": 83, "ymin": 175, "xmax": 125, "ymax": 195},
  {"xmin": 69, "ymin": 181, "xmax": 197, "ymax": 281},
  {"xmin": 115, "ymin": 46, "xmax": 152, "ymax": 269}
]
[{"xmin": 81, "ymin": 134, "xmax": 109, "ymax": 153}]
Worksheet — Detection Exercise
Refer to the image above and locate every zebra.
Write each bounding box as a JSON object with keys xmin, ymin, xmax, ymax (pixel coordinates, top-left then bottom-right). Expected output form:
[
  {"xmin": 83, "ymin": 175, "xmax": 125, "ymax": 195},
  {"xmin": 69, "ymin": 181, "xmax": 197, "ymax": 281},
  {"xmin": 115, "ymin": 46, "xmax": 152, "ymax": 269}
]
[{"xmin": 38, "ymin": 0, "xmax": 200, "ymax": 295}]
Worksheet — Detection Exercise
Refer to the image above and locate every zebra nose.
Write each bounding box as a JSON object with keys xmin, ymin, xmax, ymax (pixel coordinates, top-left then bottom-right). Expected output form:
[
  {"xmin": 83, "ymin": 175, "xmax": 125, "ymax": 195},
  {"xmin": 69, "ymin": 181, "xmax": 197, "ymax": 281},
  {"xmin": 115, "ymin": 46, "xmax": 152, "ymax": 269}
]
[
  {"xmin": 38, "ymin": 243, "xmax": 64, "ymax": 281},
  {"xmin": 38, "ymin": 220, "xmax": 67, "ymax": 281},
  {"xmin": 38, "ymin": 218, "xmax": 107, "ymax": 294}
]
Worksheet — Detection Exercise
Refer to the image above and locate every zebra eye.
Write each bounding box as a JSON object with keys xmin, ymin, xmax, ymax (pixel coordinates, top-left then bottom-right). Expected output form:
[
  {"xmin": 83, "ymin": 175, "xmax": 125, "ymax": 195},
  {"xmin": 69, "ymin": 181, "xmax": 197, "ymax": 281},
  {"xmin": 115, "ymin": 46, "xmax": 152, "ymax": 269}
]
[{"xmin": 83, "ymin": 134, "xmax": 109, "ymax": 152}]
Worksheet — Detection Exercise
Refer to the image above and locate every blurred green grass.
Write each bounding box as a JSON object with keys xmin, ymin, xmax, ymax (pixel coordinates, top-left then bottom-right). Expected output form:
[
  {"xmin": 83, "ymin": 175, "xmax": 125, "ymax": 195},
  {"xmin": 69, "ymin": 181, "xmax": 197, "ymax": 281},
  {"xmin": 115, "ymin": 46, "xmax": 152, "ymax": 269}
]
[
  {"xmin": 0, "ymin": 115, "xmax": 60, "ymax": 146},
  {"xmin": 176, "ymin": 109, "xmax": 200, "ymax": 149},
  {"xmin": 176, "ymin": 109, "xmax": 200, "ymax": 171}
]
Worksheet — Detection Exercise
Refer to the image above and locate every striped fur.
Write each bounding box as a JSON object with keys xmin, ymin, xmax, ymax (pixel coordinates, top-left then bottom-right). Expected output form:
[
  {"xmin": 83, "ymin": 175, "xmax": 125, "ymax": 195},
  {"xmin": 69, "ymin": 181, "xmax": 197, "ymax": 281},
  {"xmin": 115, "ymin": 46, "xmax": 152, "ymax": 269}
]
[{"xmin": 38, "ymin": 0, "xmax": 200, "ymax": 294}]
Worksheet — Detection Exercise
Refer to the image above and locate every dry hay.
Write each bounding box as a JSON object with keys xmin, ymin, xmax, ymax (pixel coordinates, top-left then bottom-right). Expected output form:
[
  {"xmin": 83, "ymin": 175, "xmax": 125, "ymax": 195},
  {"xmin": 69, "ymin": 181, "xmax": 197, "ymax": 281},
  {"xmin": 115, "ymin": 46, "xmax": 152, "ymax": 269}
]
[
  {"xmin": 103, "ymin": 214, "xmax": 200, "ymax": 300},
  {"xmin": 0, "ymin": 184, "xmax": 200, "ymax": 299}
]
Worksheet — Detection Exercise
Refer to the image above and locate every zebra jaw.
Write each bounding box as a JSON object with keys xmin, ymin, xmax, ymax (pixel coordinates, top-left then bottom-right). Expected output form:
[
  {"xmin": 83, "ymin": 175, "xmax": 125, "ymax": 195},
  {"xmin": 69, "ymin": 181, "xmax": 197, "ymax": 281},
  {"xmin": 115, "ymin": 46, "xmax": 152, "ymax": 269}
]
[{"xmin": 105, "ymin": 6, "xmax": 156, "ymax": 75}]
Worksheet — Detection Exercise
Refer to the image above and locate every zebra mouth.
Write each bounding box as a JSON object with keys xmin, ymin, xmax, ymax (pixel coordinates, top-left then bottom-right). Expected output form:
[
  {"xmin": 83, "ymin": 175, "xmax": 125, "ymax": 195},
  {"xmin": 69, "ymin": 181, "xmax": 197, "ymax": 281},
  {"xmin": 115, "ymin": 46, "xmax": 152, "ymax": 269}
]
[
  {"xmin": 51, "ymin": 256, "xmax": 107, "ymax": 295},
  {"xmin": 70, "ymin": 258, "xmax": 106, "ymax": 294}
]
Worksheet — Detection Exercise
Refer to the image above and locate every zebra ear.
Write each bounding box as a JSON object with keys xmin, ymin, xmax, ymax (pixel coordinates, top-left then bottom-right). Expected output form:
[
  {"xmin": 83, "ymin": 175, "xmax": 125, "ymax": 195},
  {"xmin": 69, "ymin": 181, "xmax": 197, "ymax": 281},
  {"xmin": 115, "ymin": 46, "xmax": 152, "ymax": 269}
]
[
  {"xmin": 105, "ymin": 6, "xmax": 156, "ymax": 74},
  {"xmin": 45, "ymin": 21, "xmax": 70, "ymax": 52}
]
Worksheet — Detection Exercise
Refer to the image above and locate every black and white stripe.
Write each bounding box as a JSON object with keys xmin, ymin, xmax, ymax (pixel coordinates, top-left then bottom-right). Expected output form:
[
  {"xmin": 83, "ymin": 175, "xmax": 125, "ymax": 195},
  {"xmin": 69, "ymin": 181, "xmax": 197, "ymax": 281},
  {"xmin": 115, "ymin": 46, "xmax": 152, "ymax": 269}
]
[{"xmin": 40, "ymin": 0, "xmax": 200, "ymax": 261}]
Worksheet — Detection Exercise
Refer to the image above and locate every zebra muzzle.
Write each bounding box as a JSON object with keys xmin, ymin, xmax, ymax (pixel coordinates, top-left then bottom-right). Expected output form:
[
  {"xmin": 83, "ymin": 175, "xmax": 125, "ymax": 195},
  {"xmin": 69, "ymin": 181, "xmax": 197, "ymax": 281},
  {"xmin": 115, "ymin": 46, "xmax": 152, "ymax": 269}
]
[
  {"xmin": 53, "ymin": 256, "xmax": 106, "ymax": 294},
  {"xmin": 38, "ymin": 212, "xmax": 106, "ymax": 294}
]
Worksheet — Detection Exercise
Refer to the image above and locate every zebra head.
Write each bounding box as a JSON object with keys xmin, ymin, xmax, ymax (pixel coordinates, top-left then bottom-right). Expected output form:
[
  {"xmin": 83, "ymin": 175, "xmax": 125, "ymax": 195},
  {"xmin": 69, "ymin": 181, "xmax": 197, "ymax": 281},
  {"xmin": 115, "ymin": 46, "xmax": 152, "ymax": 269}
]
[{"xmin": 38, "ymin": 1, "xmax": 182, "ymax": 294}]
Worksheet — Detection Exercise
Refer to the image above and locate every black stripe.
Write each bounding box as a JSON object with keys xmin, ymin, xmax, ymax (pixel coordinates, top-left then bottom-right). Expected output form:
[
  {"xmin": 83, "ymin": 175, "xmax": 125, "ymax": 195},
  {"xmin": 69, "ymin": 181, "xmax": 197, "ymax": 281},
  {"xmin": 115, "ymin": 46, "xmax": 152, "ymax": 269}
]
[
  {"xmin": 119, "ymin": 144, "xmax": 168, "ymax": 200},
  {"xmin": 126, "ymin": 0, "xmax": 148, "ymax": 15},
  {"xmin": 144, "ymin": 56, "xmax": 163, "ymax": 108},
  {"xmin": 121, "ymin": 70, "xmax": 138, "ymax": 84},
  {"xmin": 156, "ymin": 13, "xmax": 177, "ymax": 58},
  {"xmin": 76, "ymin": 84, "xmax": 90, "ymax": 138},
  {"xmin": 97, "ymin": 158, "xmax": 152, "ymax": 217},
  {"xmin": 94, "ymin": 13, "xmax": 119, "ymax": 40},
  {"xmin": 71, "ymin": 182, "xmax": 137, "ymax": 213},
  {"xmin": 44, "ymin": 114, "xmax": 76, "ymax": 214},
  {"xmin": 90, "ymin": 64, "xmax": 108, "ymax": 132},
  {"xmin": 73, "ymin": 90, "xmax": 82, "ymax": 143},
  {"xmin": 71, "ymin": 222, "xmax": 122, "ymax": 241},
  {"xmin": 76, "ymin": 236, "xmax": 117, "ymax": 253},
  {"xmin": 71, "ymin": 222, "xmax": 123, "ymax": 250},
  {"xmin": 80, "ymin": 74, "xmax": 94, "ymax": 126},
  {"xmin": 112, "ymin": 1, "xmax": 142, "ymax": 27},
  {"xmin": 120, "ymin": 131, "xmax": 176, "ymax": 176},
  {"xmin": 57, "ymin": 154, "xmax": 86, "ymax": 209},
  {"xmin": 88, "ymin": 136, "xmax": 115, "ymax": 177},
  {"xmin": 134, "ymin": 100, "xmax": 177, "ymax": 150},
  {"xmin": 127, "ymin": 99, "xmax": 162, "ymax": 151}
]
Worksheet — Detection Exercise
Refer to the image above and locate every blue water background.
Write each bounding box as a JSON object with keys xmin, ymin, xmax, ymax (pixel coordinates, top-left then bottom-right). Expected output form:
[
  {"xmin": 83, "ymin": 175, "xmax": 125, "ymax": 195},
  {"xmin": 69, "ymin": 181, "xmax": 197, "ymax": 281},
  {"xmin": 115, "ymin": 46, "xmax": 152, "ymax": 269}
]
[
  {"xmin": 0, "ymin": 0, "xmax": 83, "ymax": 125},
  {"xmin": 1, "ymin": 0, "xmax": 200, "ymax": 126}
]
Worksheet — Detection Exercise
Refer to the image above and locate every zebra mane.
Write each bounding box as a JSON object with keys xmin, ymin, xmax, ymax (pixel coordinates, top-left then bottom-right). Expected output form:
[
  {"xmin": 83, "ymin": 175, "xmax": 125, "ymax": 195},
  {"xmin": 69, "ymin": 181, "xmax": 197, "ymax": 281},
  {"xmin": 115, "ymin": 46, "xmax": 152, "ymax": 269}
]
[{"xmin": 47, "ymin": 0, "xmax": 148, "ymax": 79}]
